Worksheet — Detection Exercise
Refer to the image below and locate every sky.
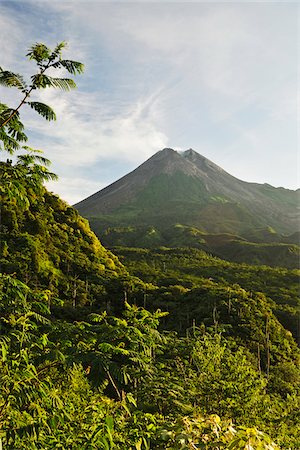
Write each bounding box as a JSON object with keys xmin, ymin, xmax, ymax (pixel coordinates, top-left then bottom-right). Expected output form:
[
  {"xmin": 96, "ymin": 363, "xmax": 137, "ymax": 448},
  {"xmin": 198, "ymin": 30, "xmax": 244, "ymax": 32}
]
[{"xmin": 0, "ymin": 0, "xmax": 299, "ymax": 204}]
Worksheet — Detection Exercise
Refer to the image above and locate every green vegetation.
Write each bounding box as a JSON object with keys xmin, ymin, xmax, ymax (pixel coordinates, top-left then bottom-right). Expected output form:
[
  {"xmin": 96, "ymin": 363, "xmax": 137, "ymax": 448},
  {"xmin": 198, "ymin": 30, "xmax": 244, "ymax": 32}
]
[
  {"xmin": 86, "ymin": 170, "xmax": 264, "ymax": 233},
  {"xmin": 112, "ymin": 246, "xmax": 300, "ymax": 341},
  {"xmin": 0, "ymin": 41, "xmax": 83, "ymax": 154},
  {"xmin": 0, "ymin": 43, "xmax": 299, "ymax": 449},
  {"xmin": 95, "ymin": 224, "xmax": 300, "ymax": 269},
  {"xmin": 0, "ymin": 274, "xmax": 298, "ymax": 449}
]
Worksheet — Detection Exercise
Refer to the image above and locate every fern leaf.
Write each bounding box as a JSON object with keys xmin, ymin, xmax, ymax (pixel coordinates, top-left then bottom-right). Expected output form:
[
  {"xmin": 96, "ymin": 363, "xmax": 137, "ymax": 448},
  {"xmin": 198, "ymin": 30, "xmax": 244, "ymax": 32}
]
[
  {"xmin": 28, "ymin": 311, "xmax": 51, "ymax": 325},
  {"xmin": 18, "ymin": 150, "xmax": 52, "ymax": 167},
  {"xmin": 88, "ymin": 312, "xmax": 107, "ymax": 323},
  {"xmin": 27, "ymin": 102, "xmax": 56, "ymax": 121},
  {"xmin": 0, "ymin": 130, "xmax": 21, "ymax": 153}
]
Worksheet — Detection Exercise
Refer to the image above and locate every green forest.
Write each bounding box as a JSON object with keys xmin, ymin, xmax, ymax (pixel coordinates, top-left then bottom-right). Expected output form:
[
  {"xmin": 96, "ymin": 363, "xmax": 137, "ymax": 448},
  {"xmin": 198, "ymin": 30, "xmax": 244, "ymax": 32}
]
[{"xmin": 0, "ymin": 43, "xmax": 299, "ymax": 449}]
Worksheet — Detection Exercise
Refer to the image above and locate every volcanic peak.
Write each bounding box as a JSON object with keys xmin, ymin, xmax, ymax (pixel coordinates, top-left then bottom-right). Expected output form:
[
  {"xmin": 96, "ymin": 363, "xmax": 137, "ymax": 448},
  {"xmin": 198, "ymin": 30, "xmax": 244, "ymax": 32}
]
[{"xmin": 74, "ymin": 147, "xmax": 299, "ymax": 235}]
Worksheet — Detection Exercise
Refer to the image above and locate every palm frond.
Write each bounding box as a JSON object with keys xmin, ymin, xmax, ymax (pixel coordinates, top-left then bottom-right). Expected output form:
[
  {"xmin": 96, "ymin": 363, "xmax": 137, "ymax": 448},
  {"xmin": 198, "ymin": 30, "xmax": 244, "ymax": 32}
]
[
  {"xmin": 27, "ymin": 102, "xmax": 56, "ymax": 121},
  {"xmin": 51, "ymin": 59, "xmax": 84, "ymax": 75},
  {"xmin": 0, "ymin": 70, "xmax": 27, "ymax": 91},
  {"xmin": 31, "ymin": 74, "xmax": 76, "ymax": 91}
]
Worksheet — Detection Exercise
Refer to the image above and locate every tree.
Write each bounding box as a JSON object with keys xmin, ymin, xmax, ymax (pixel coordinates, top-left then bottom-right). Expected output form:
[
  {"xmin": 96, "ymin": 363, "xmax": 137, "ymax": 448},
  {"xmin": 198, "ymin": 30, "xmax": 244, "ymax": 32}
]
[
  {"xmin": 0, "ymin": 42, "xmax": 84, "ymax": 208},
  {"xmin": 0, "ymin": 41, "xmax": 84, "ymax": 154},
  {"xmin": 0, "ymin": 148, "xmax": 57, "ymax": 209}
]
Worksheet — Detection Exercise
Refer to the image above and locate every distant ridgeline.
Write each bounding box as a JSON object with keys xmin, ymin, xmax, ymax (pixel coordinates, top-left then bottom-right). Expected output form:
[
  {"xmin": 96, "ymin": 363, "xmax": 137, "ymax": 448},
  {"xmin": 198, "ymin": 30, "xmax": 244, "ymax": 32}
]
[{"xmin": 75, "ymin": 148, "xmax": 300, "ymax": 268}]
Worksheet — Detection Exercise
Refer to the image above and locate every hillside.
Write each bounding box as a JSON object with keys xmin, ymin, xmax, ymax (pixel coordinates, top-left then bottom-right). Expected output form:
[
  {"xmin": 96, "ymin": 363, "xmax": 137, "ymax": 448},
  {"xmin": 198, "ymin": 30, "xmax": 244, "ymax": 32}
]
[
  {"xmin": 0, "ymin": 185, "xmax": 137, "ymax": 313},
  {"xmin": 75, "ymin": 148, "xmax": 300, "ymax": 237},
  {"xmin": 99, "ymin": 224, "xmax": 299, "ymax": 269},
  {"xmin": 112, "ymin": 246, "xmax": 300, "ymax": 341}
]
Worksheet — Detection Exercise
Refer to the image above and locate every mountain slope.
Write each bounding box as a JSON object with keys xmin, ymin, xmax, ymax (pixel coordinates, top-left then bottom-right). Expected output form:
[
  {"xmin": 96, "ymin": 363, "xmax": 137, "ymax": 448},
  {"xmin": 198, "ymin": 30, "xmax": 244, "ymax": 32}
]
[{"xmin": 75, "ymin": 148, "xmax": 299, "ymax": 237}]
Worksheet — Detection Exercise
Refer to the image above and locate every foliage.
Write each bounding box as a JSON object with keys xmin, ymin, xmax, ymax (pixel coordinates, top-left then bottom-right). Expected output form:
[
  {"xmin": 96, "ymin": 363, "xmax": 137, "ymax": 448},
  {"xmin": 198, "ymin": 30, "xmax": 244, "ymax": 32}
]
[
  {"xmin": 0, "ymin": 274, "xmax": 289, "ymax": 449},
  {"xmin": 0, "ymin": 41, "xmax": 84, "ymax": 153},
  {"xmin": 113, "ymin": 246, "xmax": 300, "ymax": 342},
  {"xmin": 97, "ymin": 224, "xmax": 300, "ymax": 269},
  {"xmin": 0, "ymin": 187, "xmax": 134, "ymax": 309},
  {"xmin": 0, "ymin": 148, "xmax": 57, "ymax": 209},
  {"xmin": 1, "ymin": 194, "xmax": 299, "ymax": 447}
]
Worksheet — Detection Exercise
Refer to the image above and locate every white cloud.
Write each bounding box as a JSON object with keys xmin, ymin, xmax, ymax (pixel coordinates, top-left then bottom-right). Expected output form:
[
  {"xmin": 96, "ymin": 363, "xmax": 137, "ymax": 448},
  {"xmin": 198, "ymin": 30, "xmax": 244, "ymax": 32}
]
[
  {"xmin": 24, "ymin": 86, "xmax": 168, "ymax": 203},
  {"xmin": 27, "ymin": 86, "xmax": 167, "ymax": 164}
]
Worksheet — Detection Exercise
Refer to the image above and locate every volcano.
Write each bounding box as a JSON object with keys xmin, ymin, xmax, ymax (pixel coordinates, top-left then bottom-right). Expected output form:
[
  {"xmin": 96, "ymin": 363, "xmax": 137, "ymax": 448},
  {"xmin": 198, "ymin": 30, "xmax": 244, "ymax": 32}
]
[{"xmin": 74, "ymin": 148, "xmax": 299, "ymax": 236}]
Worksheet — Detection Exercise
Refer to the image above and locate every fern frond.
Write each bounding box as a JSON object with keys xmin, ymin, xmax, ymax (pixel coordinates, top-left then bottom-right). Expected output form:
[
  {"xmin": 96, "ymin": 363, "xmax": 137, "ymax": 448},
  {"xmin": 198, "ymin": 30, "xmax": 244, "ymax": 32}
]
[
  {"xmin": 7, "ymin": 129, "xmax": 27, "ymax": 143},
  {"xmin": 21, "ymin": 146, "xmax": 43, "ymax": 154},
  {"xmin": 51, "ymin": 59, "xmax": 84, "ymax": 75},
  {"xmin": 0, "ymin": 92, "xmax": 28, "ymax": 153},
  {"xmin": 0, "ymin": 70, "xmax": 27, "ymax": 91},
  {"xmin": 27, "ymin": 102, "xmax": 56, "ymax": 121},
  {"xmin": 32, "ymin": 167, "xmax": 58, "ymax": 182},
  {"xmin": 31, "ymin": 301, "xmax": 50, "ymax": 315},
  {"xmin": 31, "ymin": 74, "xmax": 76, "ymax": 90},
  {"xmin": 0, "ymin": 107, "xmax": 15, "ymax": 126}
]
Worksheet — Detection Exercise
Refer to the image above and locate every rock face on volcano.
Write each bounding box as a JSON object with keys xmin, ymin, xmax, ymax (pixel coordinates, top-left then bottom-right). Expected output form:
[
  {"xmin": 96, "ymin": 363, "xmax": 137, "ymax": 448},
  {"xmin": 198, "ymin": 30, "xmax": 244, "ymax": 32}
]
[{"xmin": 75, "ymin": 148, "xmax": 299, "ymax": 236}]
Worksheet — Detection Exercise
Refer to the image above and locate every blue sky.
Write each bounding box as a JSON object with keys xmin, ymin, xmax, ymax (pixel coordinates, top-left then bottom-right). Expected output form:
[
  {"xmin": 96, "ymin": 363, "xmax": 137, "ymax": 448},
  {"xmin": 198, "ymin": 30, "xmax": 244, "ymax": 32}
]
[{"xmin": 0, "ymin": 1, "xmax": 299, "ymax": 204}]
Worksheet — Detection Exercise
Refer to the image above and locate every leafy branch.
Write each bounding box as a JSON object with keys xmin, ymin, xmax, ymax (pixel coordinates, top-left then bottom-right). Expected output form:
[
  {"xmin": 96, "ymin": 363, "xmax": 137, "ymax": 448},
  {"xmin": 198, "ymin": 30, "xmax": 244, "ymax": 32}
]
[{"xmin": 0, "ymin": 41, "xmax": 84, "ymax": 153}]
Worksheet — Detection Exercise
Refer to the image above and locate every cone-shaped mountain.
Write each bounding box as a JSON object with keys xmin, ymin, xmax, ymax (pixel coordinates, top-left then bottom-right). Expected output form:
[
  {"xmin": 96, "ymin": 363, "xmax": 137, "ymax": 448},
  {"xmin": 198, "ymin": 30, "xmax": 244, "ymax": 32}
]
[{"xmin": 75, "ymin": 148, "xmax": 299, "ymax": 235}]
